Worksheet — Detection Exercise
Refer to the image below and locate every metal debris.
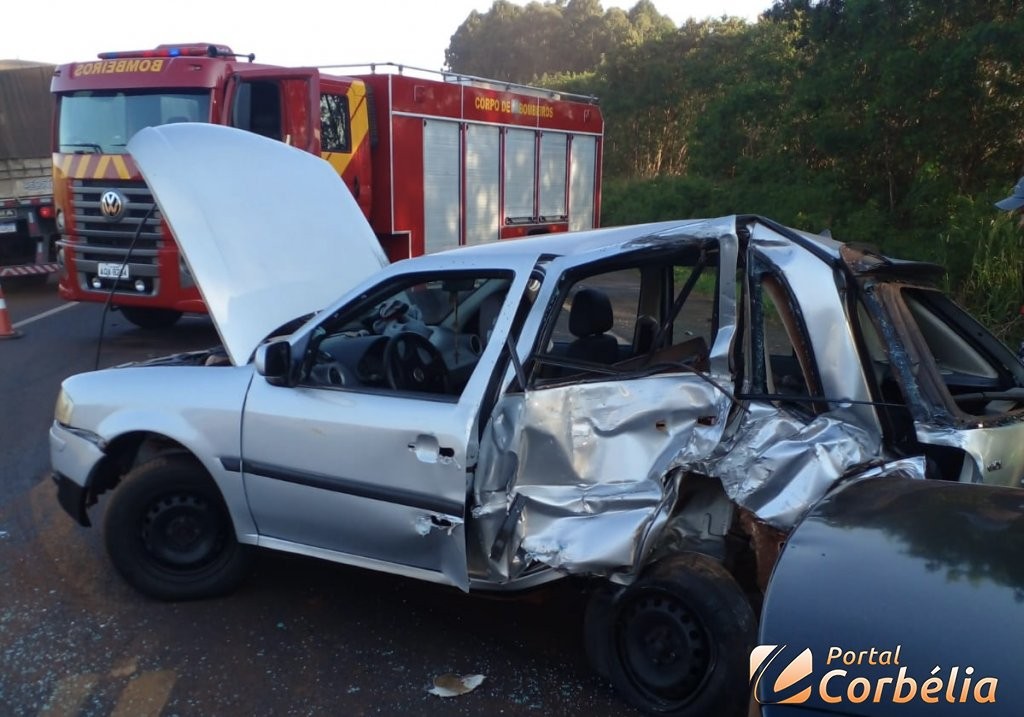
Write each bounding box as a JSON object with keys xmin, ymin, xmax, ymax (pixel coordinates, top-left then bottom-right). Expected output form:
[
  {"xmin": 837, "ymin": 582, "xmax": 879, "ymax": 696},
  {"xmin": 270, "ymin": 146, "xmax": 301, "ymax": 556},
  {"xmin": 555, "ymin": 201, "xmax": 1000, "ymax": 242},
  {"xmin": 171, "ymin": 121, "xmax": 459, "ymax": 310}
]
[{"xmin": 428, "ymin": 673, "xmax": 486, "ymax": 697}]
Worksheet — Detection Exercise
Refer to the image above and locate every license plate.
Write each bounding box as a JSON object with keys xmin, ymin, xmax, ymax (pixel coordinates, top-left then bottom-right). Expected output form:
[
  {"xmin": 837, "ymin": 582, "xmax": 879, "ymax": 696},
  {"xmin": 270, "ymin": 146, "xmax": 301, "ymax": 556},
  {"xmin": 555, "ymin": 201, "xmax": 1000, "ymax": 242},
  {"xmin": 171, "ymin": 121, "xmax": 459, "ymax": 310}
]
[
  {"xmin": 97, "ymin": 262, "xmax": 130, "ymax": 279},
  {"xmin": 0, "ymin": 223, "xmax": 15, "ymax": 234}
]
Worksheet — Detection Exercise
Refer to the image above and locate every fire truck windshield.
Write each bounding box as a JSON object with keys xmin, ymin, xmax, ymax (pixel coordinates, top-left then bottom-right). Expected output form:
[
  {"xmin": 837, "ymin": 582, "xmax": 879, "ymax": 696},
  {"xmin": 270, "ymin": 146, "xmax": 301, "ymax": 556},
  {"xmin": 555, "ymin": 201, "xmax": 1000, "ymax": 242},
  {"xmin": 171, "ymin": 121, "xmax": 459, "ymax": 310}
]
[{"xmin": 58, "ymin": 89, "xmax": 212, "ymax": 154}]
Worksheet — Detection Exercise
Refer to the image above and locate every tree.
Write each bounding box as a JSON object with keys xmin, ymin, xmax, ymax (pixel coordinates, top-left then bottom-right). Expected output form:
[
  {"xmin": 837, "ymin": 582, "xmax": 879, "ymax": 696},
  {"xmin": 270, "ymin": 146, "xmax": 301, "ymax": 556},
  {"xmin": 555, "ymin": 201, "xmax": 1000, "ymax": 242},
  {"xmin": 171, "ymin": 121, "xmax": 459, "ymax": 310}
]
[
  {"xmin": 765, "ymin": 0, "xmax": 1024, "ymax": 218},
  {"xmin": 445, "ymin": 0, "xmax": 677, "ymax": 83},
  {"xmin": 627, "ymin": 0, "xmax": 677, "ymax": 44}
]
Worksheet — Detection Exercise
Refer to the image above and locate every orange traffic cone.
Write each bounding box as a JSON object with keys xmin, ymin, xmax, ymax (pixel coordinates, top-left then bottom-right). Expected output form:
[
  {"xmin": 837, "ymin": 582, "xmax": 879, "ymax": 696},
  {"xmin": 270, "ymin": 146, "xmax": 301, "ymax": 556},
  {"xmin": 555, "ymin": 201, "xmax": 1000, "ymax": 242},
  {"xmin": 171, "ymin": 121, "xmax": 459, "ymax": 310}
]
[{"xmin": 0, "ymin": 279, "xmax": 22, "ymax": 340}]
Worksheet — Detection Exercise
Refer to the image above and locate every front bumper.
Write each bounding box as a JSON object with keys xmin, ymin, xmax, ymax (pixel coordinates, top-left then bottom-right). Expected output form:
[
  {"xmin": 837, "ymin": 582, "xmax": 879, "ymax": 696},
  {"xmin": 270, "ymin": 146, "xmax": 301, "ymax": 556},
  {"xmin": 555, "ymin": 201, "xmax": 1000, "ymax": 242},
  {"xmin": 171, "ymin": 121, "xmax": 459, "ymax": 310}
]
[
  {"xmin": 52, "ymin": 472, "xmax": 90, "ymax": 526},
  {"xmin": 49, "ymin": 421, "xmax": 105, "ymax": 526}
]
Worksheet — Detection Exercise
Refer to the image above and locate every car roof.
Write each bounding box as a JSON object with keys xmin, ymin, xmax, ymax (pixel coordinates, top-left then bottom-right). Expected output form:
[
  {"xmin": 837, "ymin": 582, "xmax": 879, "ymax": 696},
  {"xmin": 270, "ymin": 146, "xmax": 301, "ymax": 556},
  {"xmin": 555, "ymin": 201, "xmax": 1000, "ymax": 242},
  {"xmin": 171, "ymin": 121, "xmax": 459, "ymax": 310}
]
[
  {"xmin": 400, "ymin": 215, "xmax": 849, "ymax": 269},
  {"xmin": 408, "ymin": 216, "xmax": 941, "ymax": 287},
  {"xmin": 408, "ymin": 218, "xmax": 737, "ymax": 268}
]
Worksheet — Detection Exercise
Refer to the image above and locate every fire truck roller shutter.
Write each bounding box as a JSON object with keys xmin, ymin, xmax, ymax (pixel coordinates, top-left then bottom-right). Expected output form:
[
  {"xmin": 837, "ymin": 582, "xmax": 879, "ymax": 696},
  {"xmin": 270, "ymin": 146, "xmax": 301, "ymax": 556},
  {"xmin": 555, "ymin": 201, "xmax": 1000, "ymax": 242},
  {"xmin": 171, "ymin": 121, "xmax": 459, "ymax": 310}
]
[
  {"xmin": 569, "ymin": 135, "xmax": 598, "ymax": 231},
  {"xmin": 538, "ymin": 132, "xmax": 567, "ymax": 220},
  {"xmin": 504, "ymin": 128, "xmax": 536, "ymax": 223},
  {"xmin": 465, "ymin": 124, "xmax": 500, "ymax": 246},
  {"xmin": 423, "ymin": 119, "xmax": 460, "ymax": 254}
]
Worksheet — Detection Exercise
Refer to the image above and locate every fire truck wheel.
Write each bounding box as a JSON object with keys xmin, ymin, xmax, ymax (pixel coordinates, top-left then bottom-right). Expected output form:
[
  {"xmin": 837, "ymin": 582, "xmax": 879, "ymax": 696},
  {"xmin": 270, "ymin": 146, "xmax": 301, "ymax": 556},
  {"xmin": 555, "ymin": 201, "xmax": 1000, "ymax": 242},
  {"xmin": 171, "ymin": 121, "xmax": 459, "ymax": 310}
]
[
  {"xmin": 104, "ymin": 454, "xmax": 254, "ymax": 601},
  {"xmin": 119, "ymin": 306, "xmax": 183, "ymax": 329},
  {"xmin": 603, "ymin": 553, "xmax": 756, "ymax": 717}
]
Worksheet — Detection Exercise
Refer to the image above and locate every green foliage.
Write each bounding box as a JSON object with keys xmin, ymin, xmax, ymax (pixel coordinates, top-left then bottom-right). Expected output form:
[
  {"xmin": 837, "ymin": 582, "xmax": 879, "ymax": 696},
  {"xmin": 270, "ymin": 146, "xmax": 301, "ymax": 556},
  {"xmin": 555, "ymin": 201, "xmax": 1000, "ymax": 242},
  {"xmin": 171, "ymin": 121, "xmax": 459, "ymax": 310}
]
[
  {"xmin": 601, "ymin": 175, "xmax": 720, "ymax": 226},
  {"xmin": 445, "ymin": 0, "xmax": 674, "ymax": 83},
  {"xmin": 936, "ymin": 203, "xmax": 1024, "ymax": 342},
  {"xmin": 604, "ymin": 175, "xmax": 1024, "ymax": 342}
]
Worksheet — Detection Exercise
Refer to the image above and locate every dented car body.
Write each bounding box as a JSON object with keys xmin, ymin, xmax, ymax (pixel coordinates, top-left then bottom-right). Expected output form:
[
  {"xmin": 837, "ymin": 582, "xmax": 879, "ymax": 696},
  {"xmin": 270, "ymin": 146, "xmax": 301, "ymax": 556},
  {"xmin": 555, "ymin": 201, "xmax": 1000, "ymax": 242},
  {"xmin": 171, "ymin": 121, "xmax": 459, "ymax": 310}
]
[{"xmin": 50, "ymin": 125, "xmax": 1024, "ymax": 716}]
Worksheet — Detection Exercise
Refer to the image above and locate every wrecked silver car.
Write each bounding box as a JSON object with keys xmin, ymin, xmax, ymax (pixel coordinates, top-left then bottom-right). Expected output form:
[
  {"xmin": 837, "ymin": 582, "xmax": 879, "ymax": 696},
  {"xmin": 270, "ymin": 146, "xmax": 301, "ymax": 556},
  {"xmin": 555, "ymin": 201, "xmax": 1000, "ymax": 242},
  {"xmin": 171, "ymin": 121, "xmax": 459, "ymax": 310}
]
[{"xmin": 50, "ymin": 125, "xmax": 1024, "ymax": 716}]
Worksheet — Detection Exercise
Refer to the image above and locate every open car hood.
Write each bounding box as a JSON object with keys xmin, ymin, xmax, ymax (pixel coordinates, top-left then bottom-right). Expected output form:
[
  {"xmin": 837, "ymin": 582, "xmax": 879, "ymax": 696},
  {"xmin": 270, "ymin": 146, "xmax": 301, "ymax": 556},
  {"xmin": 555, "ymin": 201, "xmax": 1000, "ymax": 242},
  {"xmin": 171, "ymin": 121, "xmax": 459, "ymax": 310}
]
[{"xmin": 128, "ymin": 124, "xmax": 388, "ymax": 365}]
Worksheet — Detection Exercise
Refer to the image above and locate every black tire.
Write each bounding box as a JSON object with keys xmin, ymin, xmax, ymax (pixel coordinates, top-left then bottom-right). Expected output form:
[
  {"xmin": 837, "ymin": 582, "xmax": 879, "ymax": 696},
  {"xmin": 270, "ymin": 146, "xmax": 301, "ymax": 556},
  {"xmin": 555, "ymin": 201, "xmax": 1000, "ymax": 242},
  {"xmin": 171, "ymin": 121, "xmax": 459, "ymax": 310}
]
[
  {"xmin": 604, "ymin": 553, "xmax": 756, "ymax": 717},
  {"xmin": 119, "ymin": 306, "xmax": 183, "ymax": 329},
  {"xmin": 584, "ymin": 582, "xmax": 620, "ymax": 679},
  {"xmin": 104, "ymin": 454, "xmax": 253, "ymax": 601}
]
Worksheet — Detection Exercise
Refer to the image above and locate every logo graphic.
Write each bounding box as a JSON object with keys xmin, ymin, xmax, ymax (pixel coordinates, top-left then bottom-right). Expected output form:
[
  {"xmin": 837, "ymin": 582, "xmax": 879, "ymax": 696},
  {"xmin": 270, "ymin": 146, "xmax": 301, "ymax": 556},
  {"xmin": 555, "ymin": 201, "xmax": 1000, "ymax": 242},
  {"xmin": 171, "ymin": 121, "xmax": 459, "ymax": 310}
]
[
  {"xmin": 99, "ymin": 190, "xmax": 126, "ymax": 221},
  {"xmin": 751, "ymin": 645, "xmax": 814, "ymax": 704},
  {"xmin": 750, "ymin": 644, "xmax": 999, "ymax": 706}
]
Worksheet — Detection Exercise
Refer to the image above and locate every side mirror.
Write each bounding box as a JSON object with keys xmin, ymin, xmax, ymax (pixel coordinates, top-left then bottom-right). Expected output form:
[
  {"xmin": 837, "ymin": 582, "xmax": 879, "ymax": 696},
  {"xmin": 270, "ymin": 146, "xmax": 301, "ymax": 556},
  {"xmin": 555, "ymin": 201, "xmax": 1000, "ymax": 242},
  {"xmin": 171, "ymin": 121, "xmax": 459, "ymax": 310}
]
[{"xmin": 255, "ymin": 340, "xmax": 292, "ymax": 386}]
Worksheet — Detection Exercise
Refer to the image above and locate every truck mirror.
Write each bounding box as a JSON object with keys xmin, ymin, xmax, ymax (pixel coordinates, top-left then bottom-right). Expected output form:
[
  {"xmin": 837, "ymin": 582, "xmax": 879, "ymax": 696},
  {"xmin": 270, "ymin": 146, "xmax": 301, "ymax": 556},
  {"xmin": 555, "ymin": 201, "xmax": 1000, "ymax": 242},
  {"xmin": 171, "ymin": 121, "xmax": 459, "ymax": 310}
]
[{"xmin": 255, "ymin": 340, "xmax": 292, "ymax": 385}]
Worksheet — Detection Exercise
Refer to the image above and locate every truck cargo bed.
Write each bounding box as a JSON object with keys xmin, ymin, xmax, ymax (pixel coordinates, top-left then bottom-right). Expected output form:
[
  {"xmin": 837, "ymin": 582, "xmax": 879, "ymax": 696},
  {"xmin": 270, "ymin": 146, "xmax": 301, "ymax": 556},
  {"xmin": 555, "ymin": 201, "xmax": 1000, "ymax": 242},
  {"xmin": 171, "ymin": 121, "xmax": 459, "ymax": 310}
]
[{"xmin": 0, "ymin": 157, "xmax": 53, "ymax": 200}]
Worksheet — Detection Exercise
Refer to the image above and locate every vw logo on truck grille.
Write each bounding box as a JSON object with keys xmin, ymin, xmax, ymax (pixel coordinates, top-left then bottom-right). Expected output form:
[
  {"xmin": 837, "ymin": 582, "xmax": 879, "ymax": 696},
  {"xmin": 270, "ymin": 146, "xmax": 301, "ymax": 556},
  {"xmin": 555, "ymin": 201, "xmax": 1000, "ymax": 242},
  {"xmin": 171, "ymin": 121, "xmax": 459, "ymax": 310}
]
[{"xmin": 99, "ymin": 190, "xmax": 127, "ymax": 221}]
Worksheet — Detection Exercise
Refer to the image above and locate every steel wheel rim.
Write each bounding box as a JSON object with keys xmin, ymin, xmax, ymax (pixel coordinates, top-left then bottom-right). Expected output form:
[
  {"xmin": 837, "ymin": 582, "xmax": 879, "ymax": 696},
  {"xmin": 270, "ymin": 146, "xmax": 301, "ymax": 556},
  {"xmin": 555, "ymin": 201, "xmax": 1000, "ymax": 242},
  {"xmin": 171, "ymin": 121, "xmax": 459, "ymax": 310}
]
[
  {"xmin": 615, "ymin": 587, "xmax": 714, "ymax": 705},
  {"xmin": 141, "ymin": 492, "xmax": 225, "ymax": 571}
]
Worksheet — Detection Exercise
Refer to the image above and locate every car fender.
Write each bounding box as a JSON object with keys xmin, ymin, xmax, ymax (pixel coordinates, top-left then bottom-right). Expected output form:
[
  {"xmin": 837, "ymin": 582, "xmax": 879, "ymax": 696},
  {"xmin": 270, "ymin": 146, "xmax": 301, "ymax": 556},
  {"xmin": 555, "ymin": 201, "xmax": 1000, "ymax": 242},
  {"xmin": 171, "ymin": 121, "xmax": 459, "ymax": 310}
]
[{"xmin": 59, "ymin": 365, "xmax": 257, "ymax": 539}]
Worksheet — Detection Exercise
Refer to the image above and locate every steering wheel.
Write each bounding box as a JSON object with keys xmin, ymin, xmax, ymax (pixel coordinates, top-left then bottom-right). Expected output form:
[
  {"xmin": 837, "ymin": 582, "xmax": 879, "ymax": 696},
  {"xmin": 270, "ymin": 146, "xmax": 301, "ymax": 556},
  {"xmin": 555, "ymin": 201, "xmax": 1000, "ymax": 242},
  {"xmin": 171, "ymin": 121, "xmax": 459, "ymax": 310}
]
[
  {"xmin": 309, "ymin": 349, "xmax": 346, "ymax": 387},
  {"xmin": 384, "ymin": 332, "xmax": 449, "ymax": 393}
]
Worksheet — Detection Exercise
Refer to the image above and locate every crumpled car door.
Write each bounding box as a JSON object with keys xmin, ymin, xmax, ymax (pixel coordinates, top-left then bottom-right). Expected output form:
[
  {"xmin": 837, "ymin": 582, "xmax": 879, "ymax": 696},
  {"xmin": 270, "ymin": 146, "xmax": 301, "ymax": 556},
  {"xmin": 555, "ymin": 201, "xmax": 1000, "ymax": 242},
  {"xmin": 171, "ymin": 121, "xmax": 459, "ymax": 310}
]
[
  {"xmin": 472, "ymin": 219, "xmax": 741, "ymax": 581},
  {"xmin": 707, "ymin": 226, "xmax": 886, "ymax": 531},
  {"xmin": 474, "ymin": 374, "xmax": 734, "ymax": 581}
]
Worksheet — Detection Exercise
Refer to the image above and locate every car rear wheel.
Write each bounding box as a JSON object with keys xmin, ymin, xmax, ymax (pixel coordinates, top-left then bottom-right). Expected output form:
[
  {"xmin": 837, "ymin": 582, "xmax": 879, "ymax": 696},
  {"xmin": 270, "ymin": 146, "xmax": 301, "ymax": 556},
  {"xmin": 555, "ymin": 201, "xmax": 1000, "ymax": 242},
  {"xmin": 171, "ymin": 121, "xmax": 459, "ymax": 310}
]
[
  {"xmin": 598, "ymin": 553, "xmax": 756, "ymax": 716},
  {"xmin": 119, "ymin": 306, "xmax": 183, "ymax": 329},
  {"xmin": 584, "ymin": 582, "xmax": 618, "ymax": 679},
  {"xmin": 104, "ymin": 454, "xmax": 253, "ymax": 601}
]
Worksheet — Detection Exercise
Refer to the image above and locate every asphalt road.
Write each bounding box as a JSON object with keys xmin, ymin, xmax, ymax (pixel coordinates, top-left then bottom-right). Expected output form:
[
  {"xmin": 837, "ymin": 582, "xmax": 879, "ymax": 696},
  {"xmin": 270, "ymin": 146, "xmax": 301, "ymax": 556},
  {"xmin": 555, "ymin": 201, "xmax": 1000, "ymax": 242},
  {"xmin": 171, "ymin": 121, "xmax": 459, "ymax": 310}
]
[{"xmin": 0, "ymin": 278, "xmax": 638, "ymax": 717}]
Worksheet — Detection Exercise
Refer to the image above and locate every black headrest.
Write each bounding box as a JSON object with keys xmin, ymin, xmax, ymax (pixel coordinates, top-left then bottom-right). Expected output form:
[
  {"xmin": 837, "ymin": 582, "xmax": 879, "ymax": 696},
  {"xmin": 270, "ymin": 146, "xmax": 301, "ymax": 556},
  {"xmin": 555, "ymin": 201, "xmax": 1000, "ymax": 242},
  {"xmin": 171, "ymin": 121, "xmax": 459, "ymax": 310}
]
[{"xmin": 569, "ymin": 287, "xmax": 613, "ymax": 337}]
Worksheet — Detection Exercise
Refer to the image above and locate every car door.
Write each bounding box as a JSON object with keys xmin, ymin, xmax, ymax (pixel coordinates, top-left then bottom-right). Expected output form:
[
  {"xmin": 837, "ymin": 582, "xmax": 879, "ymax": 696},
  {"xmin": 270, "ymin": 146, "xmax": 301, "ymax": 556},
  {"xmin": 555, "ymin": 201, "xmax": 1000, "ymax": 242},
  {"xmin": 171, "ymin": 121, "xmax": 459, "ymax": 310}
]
[
  {"xmin": 226, "ymin": 68, "xmax": 320, "ymax": 153},
  {"xmin": 239, "ymin": 267, "xmax": 527, "ymax": 591},
  {"xmin": 697, "ymin": 226, "xmax": 886, "ymax": 530},
  {"xmin": 470, "ymin": 235, "xmax": 742, "ymax": 581}
]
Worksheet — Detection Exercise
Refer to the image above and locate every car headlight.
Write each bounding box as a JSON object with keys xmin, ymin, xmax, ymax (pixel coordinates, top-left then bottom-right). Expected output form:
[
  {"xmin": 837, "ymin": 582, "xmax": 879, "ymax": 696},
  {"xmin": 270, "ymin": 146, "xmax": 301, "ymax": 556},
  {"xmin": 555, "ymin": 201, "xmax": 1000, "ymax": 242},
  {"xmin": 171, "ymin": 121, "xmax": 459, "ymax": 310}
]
[{"xmin": 54, "ymin": 389, "xmax": 74, "ymax": 426}]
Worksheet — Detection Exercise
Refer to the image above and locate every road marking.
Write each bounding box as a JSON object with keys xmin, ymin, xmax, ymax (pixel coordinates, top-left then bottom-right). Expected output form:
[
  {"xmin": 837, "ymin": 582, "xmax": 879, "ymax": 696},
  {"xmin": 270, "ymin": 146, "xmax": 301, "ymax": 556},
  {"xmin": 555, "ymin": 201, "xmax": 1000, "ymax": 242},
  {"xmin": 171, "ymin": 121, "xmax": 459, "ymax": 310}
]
[
  {"xmin": 109, "ymin": 670, "xmax": 177, "ymax": 717},
  {"xmin": 38, "ymin": 672, "xmax": 99, "ymax": 717},
  {"xmin": 13, "ymin": 302, "xmax": 79, "ymax": 329}
]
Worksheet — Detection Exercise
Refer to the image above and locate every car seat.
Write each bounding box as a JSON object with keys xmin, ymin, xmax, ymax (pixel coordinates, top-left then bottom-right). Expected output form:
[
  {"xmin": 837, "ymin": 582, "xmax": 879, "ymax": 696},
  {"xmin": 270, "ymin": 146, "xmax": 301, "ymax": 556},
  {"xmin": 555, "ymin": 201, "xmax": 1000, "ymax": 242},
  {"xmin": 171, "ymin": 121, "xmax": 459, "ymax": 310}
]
[{"xmin": 565, "ymin": 288, "xmax": 619, "ymax": 364}]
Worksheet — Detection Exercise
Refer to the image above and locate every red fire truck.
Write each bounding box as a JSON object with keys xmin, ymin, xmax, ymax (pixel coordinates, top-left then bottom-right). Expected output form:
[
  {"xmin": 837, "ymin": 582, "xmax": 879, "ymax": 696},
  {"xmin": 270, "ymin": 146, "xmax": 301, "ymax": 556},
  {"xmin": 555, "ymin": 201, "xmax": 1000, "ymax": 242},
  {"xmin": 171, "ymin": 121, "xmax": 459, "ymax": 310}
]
[{"xmin": 50, "ymin": 44, "xmax": 603, "ymax": 328}]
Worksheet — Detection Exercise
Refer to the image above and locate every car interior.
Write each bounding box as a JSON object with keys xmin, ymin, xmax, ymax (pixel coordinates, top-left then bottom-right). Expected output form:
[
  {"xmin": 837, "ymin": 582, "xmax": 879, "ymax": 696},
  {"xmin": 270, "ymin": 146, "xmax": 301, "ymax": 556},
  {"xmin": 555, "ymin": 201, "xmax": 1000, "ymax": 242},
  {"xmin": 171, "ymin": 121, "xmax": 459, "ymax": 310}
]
[
  {"xmin": 529, "ymin": 245, "xmax": 718, "ymax": 385},
  {"xmin": 900, "ymin": 287, "xmax": 1024, "ymax": 417},
  {"xmin": 300, "ymin": 273, "xmax": 513, "ymax": 398},
  {"xmin": 298, "ymin": 242, "xmax": 745, "ymax": 401}
]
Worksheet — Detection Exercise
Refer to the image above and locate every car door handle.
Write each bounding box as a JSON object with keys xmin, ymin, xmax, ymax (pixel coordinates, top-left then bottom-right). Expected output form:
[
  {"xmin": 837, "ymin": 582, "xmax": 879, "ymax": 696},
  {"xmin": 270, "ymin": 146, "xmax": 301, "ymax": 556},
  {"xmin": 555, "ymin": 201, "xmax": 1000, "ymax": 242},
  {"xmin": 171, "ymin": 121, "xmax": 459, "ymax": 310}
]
[{"xmin": 408, "ymin": 435, "xmax": 454, "ymax": 464}]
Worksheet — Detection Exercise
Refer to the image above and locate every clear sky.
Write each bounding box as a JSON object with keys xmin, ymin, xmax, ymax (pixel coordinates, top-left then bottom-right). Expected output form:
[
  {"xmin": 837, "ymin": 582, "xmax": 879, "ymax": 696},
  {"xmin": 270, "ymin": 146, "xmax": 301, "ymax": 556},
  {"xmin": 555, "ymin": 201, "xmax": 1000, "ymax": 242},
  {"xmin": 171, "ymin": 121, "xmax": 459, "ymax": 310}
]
[{"xmin": 4, "ymin": 0, "xmax": 770, "ymax": 70}]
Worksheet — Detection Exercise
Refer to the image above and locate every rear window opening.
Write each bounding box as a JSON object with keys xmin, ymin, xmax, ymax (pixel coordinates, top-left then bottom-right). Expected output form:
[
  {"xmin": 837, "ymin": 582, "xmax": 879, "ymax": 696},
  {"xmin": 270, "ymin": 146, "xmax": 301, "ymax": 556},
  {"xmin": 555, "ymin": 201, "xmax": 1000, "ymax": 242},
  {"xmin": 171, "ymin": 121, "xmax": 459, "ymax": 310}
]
[{"xmin": 902, "ymin": 288, "xmax": 1024, "ymax": 418}]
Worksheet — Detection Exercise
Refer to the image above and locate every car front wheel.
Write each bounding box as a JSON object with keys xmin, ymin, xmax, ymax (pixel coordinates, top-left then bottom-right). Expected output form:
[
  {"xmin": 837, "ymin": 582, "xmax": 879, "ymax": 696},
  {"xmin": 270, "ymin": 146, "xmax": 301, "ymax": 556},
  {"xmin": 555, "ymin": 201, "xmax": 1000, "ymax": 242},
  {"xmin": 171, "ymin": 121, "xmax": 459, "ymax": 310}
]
[
  {"xmin": 104, "ymin": 454, "xmax": 253, "ymax": 601},
  {"xmin": 597, "ymin": 553, "xmax": 756, "ymax": 717}
]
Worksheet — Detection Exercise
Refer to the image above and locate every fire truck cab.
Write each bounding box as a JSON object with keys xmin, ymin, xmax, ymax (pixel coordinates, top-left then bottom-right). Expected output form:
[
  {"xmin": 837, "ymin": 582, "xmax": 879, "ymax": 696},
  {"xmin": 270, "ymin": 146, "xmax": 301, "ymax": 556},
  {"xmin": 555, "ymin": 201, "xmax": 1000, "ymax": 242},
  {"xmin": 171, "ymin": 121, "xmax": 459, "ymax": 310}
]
[{"xmin": 51, "ymin": 44, "xmax": 604, "ymax": 328}]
